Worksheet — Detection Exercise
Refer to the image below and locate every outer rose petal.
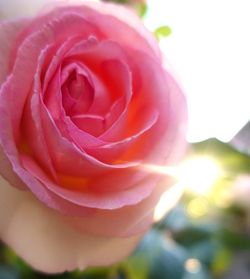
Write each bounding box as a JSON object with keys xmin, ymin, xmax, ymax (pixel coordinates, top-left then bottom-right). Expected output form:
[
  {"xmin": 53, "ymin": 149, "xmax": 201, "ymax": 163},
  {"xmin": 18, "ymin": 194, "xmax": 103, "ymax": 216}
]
[
  {"xmin": 0, "ymin": 175, "xmax": 142, "ymax": 273},
  {"xmin": 0, "ymin": 19, "xmax": 29, "ymax": 84},
  {"xmin": 78, "ymin": 1, "xmax": 161, "ymax": 59},
  {"xmin": 0, "ymin": 0, "xmax": 161, "ymax": 60},
  {"xmin": 0, "ymin": 145, "xmax": 26, "ymax": 190}
]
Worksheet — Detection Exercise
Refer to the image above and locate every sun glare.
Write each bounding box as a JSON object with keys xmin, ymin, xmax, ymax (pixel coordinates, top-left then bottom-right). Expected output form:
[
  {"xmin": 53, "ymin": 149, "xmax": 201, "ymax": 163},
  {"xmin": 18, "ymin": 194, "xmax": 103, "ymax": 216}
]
[
  {"xmin": 145, "ymin": 156, "xmax": 222, "ymax": 221},
  {"xmin": 143, "ymin": 156, "xmax": 221, "ymax": 195},
  {"xmin": 154, "ymin": 183, "xmax": 183, "ymax": 221}
]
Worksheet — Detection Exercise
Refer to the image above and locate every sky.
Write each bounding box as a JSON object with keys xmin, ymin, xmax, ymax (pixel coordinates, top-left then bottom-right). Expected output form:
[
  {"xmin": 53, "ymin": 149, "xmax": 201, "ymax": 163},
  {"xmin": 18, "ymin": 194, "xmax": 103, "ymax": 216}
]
[{"xmin": 145, "ymin": 0, "xmax": 250, "ymax": 142}]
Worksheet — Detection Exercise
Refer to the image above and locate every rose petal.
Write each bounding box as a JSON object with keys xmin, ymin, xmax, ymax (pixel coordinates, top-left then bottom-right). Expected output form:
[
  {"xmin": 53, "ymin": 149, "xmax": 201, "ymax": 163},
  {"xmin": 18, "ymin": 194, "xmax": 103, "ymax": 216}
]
[
  {"xmin": 64, "ymin": 177, "xmax": 174, "ymax": 237},
  {"xmin": 0, "ymin": 12, "xmax": 100, "ymax": 143},
  {"xmin": 0, "ymin": 19, "xmax": 29, "ymax": 84},
  {"xmin": 56, "ymin": 3, "xmax": 161, "ymax": 60},
  {"xmin": 86, "ymin": 108, "xmax": 159, "ymax": 164},
  {"xmin": 22, "ymin": 90, "xmax": 57, "ymax": 180},
  {"xmin": 0, "ymin": 145, "xmax": 26, "ymax": 190},
  {"xmin": 20, "ymin": 153, "xmax": 159, "ymax": 210},
  {"xmin": 43, "ymin": 70, "xmax": 105, "ymax": 147},
  {"xmin": 0, "ymin": 12, "xmax": 115, "ymax": 190},
  {"xmin": 41, "ymin": 102, "xmax": 140, "ymax": 176},
  {"xmin": 0, "ymin": 175, "xmax": 142, "ymax": 273},
  {"xmin": 123, "ymin": 50, "xmax": 187, "ymax": 166},
  {"xmin": 0, "ymin": 1, "xmax": 161, "ymax": 64}
]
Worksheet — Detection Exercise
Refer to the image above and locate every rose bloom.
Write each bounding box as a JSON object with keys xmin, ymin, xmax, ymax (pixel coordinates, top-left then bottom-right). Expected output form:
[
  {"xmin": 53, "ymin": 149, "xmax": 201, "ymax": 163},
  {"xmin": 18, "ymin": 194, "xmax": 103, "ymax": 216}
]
[{"xmin": 0, "ymin": 0, "xmax": 187, "ymax": 274}]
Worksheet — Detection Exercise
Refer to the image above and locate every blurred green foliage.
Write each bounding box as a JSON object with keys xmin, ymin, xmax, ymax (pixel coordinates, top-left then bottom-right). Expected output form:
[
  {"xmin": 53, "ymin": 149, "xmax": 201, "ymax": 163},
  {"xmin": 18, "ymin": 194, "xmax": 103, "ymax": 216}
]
[{"xmin": 154, "ymin": 26, "xmax": 172, "ymax": 41}]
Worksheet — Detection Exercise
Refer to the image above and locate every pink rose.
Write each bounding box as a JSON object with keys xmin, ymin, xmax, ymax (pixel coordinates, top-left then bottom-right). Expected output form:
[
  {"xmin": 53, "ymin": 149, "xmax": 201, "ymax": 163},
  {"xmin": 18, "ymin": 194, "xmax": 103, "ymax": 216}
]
[{"xmin": 0, "ymin": 0, "xmax": 187, "ymax": 273}]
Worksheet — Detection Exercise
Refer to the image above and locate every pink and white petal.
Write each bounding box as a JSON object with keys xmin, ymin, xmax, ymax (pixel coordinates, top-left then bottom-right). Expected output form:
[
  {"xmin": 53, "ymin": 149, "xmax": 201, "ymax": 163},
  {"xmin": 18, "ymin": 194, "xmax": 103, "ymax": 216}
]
[
  {"xmin": 162, "ymin": 71, "xmax": 188, "ymax": 164},
  {"xmin": 0, "ymin": 175, "xmax": 142, "ymax": 273}
]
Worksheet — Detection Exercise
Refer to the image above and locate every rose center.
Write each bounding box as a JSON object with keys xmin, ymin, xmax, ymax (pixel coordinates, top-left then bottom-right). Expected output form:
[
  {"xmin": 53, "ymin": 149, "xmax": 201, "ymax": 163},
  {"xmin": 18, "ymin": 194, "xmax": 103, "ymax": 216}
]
[{"xmin": 61, "ymin": 69, "xmax": 94, "ymax": 117}]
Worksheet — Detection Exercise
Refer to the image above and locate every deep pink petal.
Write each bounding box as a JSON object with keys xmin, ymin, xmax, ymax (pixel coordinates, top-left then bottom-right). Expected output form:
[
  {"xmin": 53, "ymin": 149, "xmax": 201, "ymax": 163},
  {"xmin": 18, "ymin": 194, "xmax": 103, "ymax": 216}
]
[
  {"xmin": 40, "ymin": 102, "xmax": 140, "ymax": 177},
  {"xmin": 71, "ymin": 114, "xmax": 105, "ymax": 137},
  {"xmin": 86, "ymin": 109, "xmax": 158, "ymax": 163},
  {"xmin": 20, "ymin": 153, "xmax": 160, "ymax": 210},
  {"xmin": 44, "ymin": 70, "xmax": 105, "ymax": 148},
  {"xmin": 63, "ymin": 58, "xmax": 132, "ymax": 141}
]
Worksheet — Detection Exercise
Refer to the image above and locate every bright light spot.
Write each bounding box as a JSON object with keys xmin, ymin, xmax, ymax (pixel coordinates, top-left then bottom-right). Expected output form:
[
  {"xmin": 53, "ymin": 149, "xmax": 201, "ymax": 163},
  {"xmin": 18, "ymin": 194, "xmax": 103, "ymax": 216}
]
[
  {"xmin": 142, "ymin": 156, "xmax": 221, "ymax": 221},
  {"xmin": 178, "ymin": 157, "xmax": 221, "ymax": 195},
  {"xmin": 142, "ymin": 156, "xmax": 221, "ymax": 196},
  {"xmin": 187, "ymin": 197, "xmax": 209, "ymax": 218},
  {"xmin": 185, "ymin": 258, "xmax": 202, "ymax": 273},
  {"xmin": 154, "ymin": 183, "xmax": 183, "ymax": 221}
]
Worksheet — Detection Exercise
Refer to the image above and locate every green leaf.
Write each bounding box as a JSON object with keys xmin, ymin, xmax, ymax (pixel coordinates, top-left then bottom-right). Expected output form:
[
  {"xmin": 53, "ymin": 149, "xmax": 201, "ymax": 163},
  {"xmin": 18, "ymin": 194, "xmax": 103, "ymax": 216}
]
[
  {"xmin": 218, "ymin": 228, "xmax": 250, "ymax": 250},
  {"xmin": 154, "ymin": 26, "xmax": 172, "ymax": 41},
  {"xmin": 136, "ymin": 3, "xmax": 148, "ymax": 18},
  {"xmin": 211, "ymin": 247, "xmax": 232, "ymax": 277},
  {"xmin": 122, "ymin": 257, "xmax": 148, "ymax": 279},
  {"xmin": 173, "ymin": 224, "xmax": 218, "ymax": 247},
  {"xmin": 125, "ymin": 230, "xmax": 187, "ymax": 279},
  {"xmin": 2, "ymin": 248, "xmax": 34, "ymax": 278}
]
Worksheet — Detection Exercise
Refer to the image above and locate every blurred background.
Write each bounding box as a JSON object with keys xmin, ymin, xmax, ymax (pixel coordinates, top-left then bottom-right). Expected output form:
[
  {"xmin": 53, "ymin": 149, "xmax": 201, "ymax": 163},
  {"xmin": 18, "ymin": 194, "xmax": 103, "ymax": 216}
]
[{"xmin": 1, "ymin": 0, "xmax": 250, "ymax": 278}]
